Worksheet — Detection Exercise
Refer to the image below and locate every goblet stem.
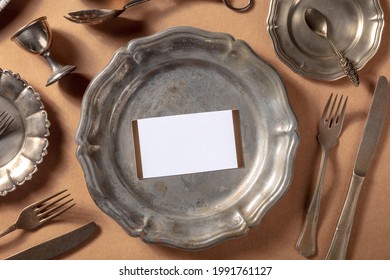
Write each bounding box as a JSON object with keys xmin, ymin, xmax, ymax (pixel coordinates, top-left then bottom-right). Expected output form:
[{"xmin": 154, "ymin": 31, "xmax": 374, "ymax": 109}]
[
  {"xmin": 43, "ymin": 51, "xmax": 62, "ymax": 73},
  {"xmin": 42, "ymin": 51, "xmax": 77, "ymax": 87}
]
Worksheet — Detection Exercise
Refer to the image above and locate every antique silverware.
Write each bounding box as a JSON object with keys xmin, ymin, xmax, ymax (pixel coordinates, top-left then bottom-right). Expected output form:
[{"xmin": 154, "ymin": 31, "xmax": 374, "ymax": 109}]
[
  {"xmin": 5, "ymin": 222, "xmax": 97, "ymax": 260},
  {"xmin": 65, "ymin": 0, "xmax": 253, "ymax": 25},
  {"xmin": 296, "ymin": 93, "xmax": 348, "ymax": 257},
  {"xmin": 6, "ymin": 222, "xmax": 98, "ymax": 260},
  {"xmin": 64, "ymin": 0, "xmax": 150, "ymax": 25},
  {"xmin": 0, "ymin": 111, "xmax": 14, "ymax": 138},
  {"xmin": 326, "ymin": 76, "xmax": 388, "ymax": 260},
  {"xmin": 0, "ymin": 190, "xmax": 75, "ymax": 238},
  {"xmin": 304, "ymin": 8, "xmax": 359, "ymax": 86},
  {"xmin": 267, "ymin": 0, "xmax": 384, "ymax": 82},
  {"xmin": 11, "ymin": 17, "xmax": 76, "ymax": 87}
]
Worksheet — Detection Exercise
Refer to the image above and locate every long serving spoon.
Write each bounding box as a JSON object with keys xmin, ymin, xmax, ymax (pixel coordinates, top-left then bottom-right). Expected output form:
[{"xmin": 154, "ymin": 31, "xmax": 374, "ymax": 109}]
[
  {"xmin": 64, "ymin": 0, "xmax": 150, "ymax": 25},
  {"xmin": 304, "ymin": 8, "xmax": 359, "ymax": 86},
  {"xmin": 65, "ymin": 0, "xmax": 254, "ymax": 25}
]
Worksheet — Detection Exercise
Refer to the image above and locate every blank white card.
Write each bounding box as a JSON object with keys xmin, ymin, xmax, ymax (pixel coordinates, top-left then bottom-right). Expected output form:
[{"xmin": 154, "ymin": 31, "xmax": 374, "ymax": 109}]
[{"xmin": 132, "ymin": 110, "xmax": 244, "ymax": 179}]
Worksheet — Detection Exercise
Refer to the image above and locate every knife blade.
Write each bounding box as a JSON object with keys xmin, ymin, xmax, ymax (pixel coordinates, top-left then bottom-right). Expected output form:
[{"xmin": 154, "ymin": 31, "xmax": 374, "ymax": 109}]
[
  {"xmin": 326, "ymin": 76, "xmax": 388, "ymax": 260},
  {"xmin": 354, "ymin": 76, "xmax": 388, "ymax": 176},
  {"xmin": 5, "ymin": 222, "xmax": 98, "ymax": 260}
]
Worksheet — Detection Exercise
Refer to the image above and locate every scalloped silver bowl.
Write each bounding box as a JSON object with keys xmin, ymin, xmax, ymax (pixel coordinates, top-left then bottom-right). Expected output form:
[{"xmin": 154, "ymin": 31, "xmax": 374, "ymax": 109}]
[
  {"xmin": 0, "ymin": 69, "xmax": 50, "ymax": 196},
  {"xmin": 76, "ymin": 26, "xmax": 299, "ymax": 250}
]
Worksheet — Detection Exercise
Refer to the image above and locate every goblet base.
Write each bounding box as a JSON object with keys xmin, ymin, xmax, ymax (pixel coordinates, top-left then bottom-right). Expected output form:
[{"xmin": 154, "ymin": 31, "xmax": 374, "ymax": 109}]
[{"xmin": 46, "ymin": 65, "xmax": 77, "ymax": 86}]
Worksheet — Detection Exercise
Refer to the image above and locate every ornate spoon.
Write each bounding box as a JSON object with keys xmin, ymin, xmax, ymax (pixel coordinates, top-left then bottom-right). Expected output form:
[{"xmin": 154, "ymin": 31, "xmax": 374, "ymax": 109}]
[
  {"xmin": 65, "ymin": 0, "xmax": 253, "ymax": 25},
  {"xmin": 304, "ymin": 8, "xmax": 359, "ymax": 86},
  {"xmin": 64, "ymin": 0, "xmax": 150, "ymax": 25}
]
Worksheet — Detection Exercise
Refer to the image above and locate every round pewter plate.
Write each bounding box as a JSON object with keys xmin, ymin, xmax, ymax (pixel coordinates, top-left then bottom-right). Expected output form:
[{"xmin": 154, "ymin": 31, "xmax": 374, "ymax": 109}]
[
  {"xmin": 0, "ymin": 69, "xmax": 49, "ymax": 196},
  {"xmin": 76, "ymin": 26, "xmax": 299, "ymax": 250},
  {"xmin": 267, "ymin": 0, "xmax": 384, "ymax": 81}
]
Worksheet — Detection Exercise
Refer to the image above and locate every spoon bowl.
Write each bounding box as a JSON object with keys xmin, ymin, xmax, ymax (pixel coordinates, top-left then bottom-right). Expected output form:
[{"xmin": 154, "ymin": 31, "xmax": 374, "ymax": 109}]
[{"xmin": 305, "ymin": 8, "xmax": 329, "ymax": 40}]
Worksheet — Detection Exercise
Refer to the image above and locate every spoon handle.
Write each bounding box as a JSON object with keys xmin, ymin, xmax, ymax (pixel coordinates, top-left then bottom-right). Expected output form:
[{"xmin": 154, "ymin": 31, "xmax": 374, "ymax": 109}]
[
  {"xmin": 328, "ymin": 39, "xmax": 359, "ymax": 86},
  {"xmin": 124, "ymin": 0, "xmax": 150, "ymax": 10},
  {"xmin": 328, "ymin": 39, "xmax": 343, "ymax": 58},
  {"xmin": 339, "ymin": 57, "xmax": 359, "ymax": 87}
]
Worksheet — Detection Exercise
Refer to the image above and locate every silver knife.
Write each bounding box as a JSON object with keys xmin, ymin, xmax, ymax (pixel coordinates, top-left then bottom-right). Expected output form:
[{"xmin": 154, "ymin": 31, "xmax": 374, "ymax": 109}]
[
  {"xmin": 5, "ymin": 222, "xmax": 98, "ymax": 260},
  {"xmin": 326, "ymin": 76, "xmax": 388, "ymax": 260}
]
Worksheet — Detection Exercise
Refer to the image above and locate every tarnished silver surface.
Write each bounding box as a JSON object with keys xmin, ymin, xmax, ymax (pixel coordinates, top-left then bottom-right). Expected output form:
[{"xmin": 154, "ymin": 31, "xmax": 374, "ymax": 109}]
[
  {"xmin": 65, "ymin": 0, "xmax": 151, "ymax": 25},
  {"xmin": 11, "ymin": 17, "xmax": 76, "ymax": 87},
  {"xmin": 0, "ymin": 69, "xmax": 50, "ymax": 196},
  {"xmin": 5, "ymin": 222, "xmax": 97, "ymax": 260},
  {"xmin": 65, "ymin": 0, "xmax": 253, "ymax": 25},
  {"xmin": 326, "ymin": 76, "xmax": 388, "ymax": 260},
  {"xmin": 76, "ymin": 26, "xmax": 299, "ymax": 250},
  {"xmin": 267, "ymin": 0, "xmax": 384, "ymax": 82}
]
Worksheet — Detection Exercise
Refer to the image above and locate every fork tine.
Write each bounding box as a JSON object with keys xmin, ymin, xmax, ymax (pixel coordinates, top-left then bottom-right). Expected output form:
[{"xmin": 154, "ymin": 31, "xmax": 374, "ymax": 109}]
[
  {"xmin": 0, "ymin": 111, "xmax": 8, "ymax": 122},
  {"xmin": 321, "ymin": 93, "xmax": 334, "ymax": 122},
  {"xmin": 336, "ymin": 96, "xmax": 348, "ymax": 125},
  {"xmin": 37, "ymin": 193, "xmax": 71, "ymax": 213},
  {"xmin": 333, "ymin": 95, "xmax": 343, "ymax": 120},
  {"xmin": 2, "ymin": 116, "xmax": 13, "ymax": 129},
  {"xmin": 0, "ymin": 113, "xmax": 14, "ymax": 135},
  {"xmin": 38, "ymin": 202, "xmax": 76, "ymax": 224},
  {"xmin": 327, "ymin": 94, "xmax": 339, "ymax": 124},
  {"xmin": 32, "ymin": 189, "xmax": 68, "ymax": 207},
  {"xmin": 38, "ymin": 198, "xmax": 74, "ymax": 218},
  {"xmin": 0, "ymin": 113, "xmax": 8, "ymax": 126}
]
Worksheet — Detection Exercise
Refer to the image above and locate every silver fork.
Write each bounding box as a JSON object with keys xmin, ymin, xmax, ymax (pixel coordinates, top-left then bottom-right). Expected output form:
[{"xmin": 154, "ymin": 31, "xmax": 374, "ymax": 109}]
[
  {"xmin": 0, "ymin": 111, "xmax": 14, "ymax": 137},
  {"xmin": 0, "ymin": 190, "xmax": 75, "ymax": 238},
  {"xmin": 296, "ymin": 93, "xmax": 348, "ymax": 257}
]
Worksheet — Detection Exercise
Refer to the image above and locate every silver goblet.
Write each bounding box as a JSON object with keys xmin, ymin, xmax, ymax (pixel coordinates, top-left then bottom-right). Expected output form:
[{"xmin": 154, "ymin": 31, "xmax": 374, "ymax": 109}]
[{"xmin": 11, "ymin": 16, "xmax": 76, "ymax": 87}]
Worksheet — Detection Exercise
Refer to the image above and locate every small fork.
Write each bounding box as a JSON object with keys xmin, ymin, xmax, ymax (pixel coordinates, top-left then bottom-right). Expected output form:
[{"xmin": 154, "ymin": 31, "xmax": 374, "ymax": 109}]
[
  {"xmin": 0, "ymin": 190, "xmax": 75, "ymax": 238},
  {"xmin": 296, "ymin": 93, "xmax": 348, "ymax": 257},
  {"xmin": 0, "ymin": 111, "xmax": 14, "ymax": 137}
]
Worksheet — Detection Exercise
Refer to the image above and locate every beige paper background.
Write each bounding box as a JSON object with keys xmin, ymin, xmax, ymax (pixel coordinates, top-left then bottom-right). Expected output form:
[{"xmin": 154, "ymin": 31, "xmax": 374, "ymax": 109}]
[{"xmin": 0, "ymin": 0, "xmax": 389, "ymax": 260}]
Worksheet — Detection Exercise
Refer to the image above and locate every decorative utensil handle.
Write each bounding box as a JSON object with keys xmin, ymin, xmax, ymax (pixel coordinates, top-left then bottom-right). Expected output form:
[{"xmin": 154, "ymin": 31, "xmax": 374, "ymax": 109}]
[
  {"xmin": 328, "ymin": 40, "xmax": 359, "ymax": 87},
  {"xmin": 340, "ymin": 57, "xmax": 359, "ymax": 87},
  {"xmin": 296, "ymin": 150, "xmax": 329, "ymax": 257},
  {"xmin": 325, "ymin": 173, "xmax": 365, "ymax": 260}
]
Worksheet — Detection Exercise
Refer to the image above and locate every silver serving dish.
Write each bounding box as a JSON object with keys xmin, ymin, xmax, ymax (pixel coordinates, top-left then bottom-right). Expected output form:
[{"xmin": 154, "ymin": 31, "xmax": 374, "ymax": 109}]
[
  {"xmin": 76, "ymin": 26, "xmax": 299, "ymax": 250},
  {"xmin": 267, "ymin": 0, "xmax": 384, "ymax": 81},
  {"xmin": 0, "ymin": 69, "xmax": 50, "ymax": 196}
]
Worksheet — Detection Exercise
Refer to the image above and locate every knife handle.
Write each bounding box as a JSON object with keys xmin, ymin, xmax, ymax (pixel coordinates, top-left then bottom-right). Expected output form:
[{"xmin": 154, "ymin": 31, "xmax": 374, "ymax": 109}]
[{"xmin": 325, "ymin": 173, "xmax": 364, "ymax": 260}]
